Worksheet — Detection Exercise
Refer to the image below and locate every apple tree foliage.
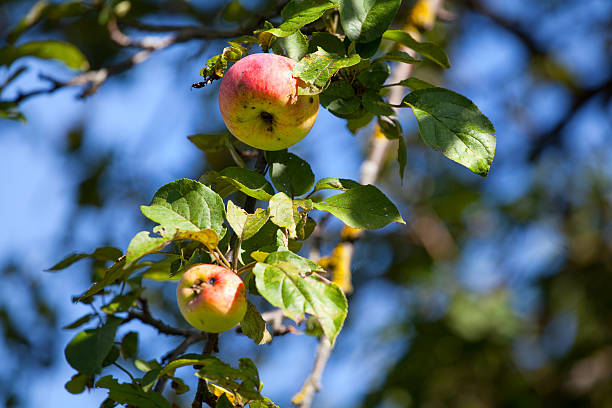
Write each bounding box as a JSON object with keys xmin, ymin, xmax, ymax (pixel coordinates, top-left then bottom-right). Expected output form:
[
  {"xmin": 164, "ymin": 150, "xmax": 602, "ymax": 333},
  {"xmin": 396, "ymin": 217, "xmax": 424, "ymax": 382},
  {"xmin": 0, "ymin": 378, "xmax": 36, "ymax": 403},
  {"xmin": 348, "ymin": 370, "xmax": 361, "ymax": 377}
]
[{"xmin": 6, "ymin": 0, "xmax": 495, "ymax": 406}]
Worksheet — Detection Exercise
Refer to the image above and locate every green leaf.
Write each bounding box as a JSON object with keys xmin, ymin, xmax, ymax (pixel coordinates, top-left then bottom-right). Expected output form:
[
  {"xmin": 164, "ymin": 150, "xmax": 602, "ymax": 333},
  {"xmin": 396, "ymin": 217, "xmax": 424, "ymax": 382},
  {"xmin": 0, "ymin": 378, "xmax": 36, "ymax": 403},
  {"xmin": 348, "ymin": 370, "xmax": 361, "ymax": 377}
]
[
  {"xmin": 0, "ymin": 40, "xmax": 89, "ymax": 70},
  {"xmin": 79, "ymin": 259, "xmax": 144, "ymax": 300},
  {"xmin": 293, "ymin": 48, "xmax": 361, "ymax": 95},
  {"xmin": 196, "ymin": 357, "xmax": 263, "ymax": 401},
  {"xmin": 226, "ymin": 201, "xmax": 269, "ymax": 240},
  {"xmin": 357, "ymin": 61, "xmax": 390, "ymax": 89},
  {"xmin": 346, "ymin": 112, "xmax": 374, "ymax": 134},
  {"xmin": 266, "ymin": 151, "xmax": 315, "ymax": 197},
  {"xmin": 125, "ymin": 231, "xmax": 170, "ymax": 266},
  {"xmin": 135, "ymin": 359, "xmax": 162, "ymax": 373},
  {"xmin": 375, "ymin": 50, "xmax": 421, "ymax": 64},
  {"xmin": 362, "ymin": 90, "xmax": 394, "ymax": 116},
  {"xmin": 339, "ymin": 0, "xmax": 401, "ymax": 42},
  {"xmin": 355, "ymin": 36, "xmax": 383, "ymax": 58},
  {"xmin": 402, "ymin": 87, "xmax": 496, "ymax": 176},
  {"xmin": 62, "ymin": 314, "xmax": 96, "ymax": 330},
  {"xmin": 263, "ymin": 0, "xmax": 338, "ymax": 37},
  {"xmin": 307, "ymin": 32, "xmax": 346, "ymax": 55},
  {"xmin": 278, "ymin": 31, "xmax": 308, "ymax": 61},
  {"xmin": 319, "ymin": 81, "xmax": 362, "ymax": 118},
  {"xmin": 239, "ymin": 221, "xmax": 283, "ymax": 264},
  {"xmin": 397, "ymin": 135, "xmax": 407, "ymax": 181},
  {"xmin": 313, "ymin": 184, "xmax": 405, "ymax": 229},
  {"xmin": 121, "ymin": 332, "xmax": 138, "ymax": 359},
  {"xmin": 382, "ymin": 30, "xmax": 450, "ymax": 68},
  {"xmin": 96, "ymin": 376, "xmax": 171, "ymax": 408},
  {"xmin": 145, "ymin": 178, "xmax": 226, "ymax": 237},
  {"xmin": 101, "ymin": 291, "xmax": 139, "ymax": 314},
  {"xmin": 295, "ymin": 215, "xmax": 316, "ymax": 241},
  {"xmin": 268, "ymin": 193, "xmax": 297, "ymax": 237},
  {"xmin": 158, "ymin": 354, "xmax": 219, "ymax": 379},
  {"xmin": 240, "ymin": 301, "xmax": 272, "ymax": 345},
  {"xmin": 217, "ymin": 393, "xmax": 234, "ymax": 408},
  {"xmin": 65, "ymin": 373, "xmax": 91, "ymax": 394},
  {"xmin": 311, "ymin": 177, "xmax": 360, "ymax": 193},
  {"xmin": 169, "ymin": 376, "xmax": 189, "ymax": 395},
  {"xmin": 65, "ymin": 316, "xmax": 122, "ymax": 376},
  {"xmin": 216, "ymin": 167, "xmax": 275, "ymax": 201},
  {"xmin": 253, "ymin": 251, "xmax": 348, "ymax": 344},
  {"xmin": 187, "ymin": 133, "xmax": 228, "ymax": 152},
  {"xmin": 395, "ymin": 77, "xmax": 436, "ymax": 90},
  {"xmin": 377, "ymin": 115, "xmax": 402, "ymax": 139},
  {"xmin": 140, "ymin": 256, "xmax": 182, "ymax": 281},
  {"xmin": 47, "ymin": 247, "xmax": 122, "ymax": 271},
  {"xmin": 102, "ymin": 346, "xmax": 120, "ymax": 367},
  {"xmin": 320, "ymin": 81, "xmax": 355, "ymax": 102},
  {"xmin": 250, "ymin": 398, "xmax": 281, "ymax": 408},
  {"xmin": 223, "ymin": 0, "xmax": 249, "ymax": 22},
  {"xmin": 174, "ymin": 229, "xmax": 220, "ymax": 248},
  {"xmin": 8, "ymin": 1, "xmax": 90, "ymax": 44},
  {"xmin": 0, "ymin": 101, "xmax": 26, "ymax": 122}
]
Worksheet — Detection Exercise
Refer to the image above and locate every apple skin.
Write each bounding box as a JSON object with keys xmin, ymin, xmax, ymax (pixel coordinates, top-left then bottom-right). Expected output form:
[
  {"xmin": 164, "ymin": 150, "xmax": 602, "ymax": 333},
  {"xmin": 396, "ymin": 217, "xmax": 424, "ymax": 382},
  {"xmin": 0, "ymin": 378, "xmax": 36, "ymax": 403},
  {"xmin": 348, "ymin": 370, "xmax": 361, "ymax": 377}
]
[
  {"xmin": 219, "ymin": 53, "xmax": 319, "ymax": 151},
  {"xmin": 176, "ymin": 264, "xmax": 247, "ymax": 333}
]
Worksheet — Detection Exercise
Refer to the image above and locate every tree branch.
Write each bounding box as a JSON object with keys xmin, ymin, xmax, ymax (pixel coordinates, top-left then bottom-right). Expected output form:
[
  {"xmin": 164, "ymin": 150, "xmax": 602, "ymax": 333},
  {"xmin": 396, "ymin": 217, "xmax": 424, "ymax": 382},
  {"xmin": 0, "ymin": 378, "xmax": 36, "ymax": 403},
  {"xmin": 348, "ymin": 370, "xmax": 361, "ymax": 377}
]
[
  {"xmin": 291, "ymin": 336, "xmax": 332, "ymax": 407},
  {"xmin": 192, "ymin": 334, "xmax": 219, "ymax": 408},
  {"xmin": 2, "ymin": 17, "xmax": 262, "ymax": 104},
  {"xmin": 528, "ymin": 77, "xmax": 612, "ymax": 160},
  {"xmin": 127, "ymin": 297, "xmax": 202, "ymax": 338}
]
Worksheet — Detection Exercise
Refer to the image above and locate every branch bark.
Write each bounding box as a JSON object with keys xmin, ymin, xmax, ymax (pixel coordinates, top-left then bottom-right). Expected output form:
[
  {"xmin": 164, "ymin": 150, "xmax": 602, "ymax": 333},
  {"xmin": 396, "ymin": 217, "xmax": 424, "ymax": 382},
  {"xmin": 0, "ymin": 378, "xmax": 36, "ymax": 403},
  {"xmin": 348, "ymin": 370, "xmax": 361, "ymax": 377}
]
[
  {"xmin": 291, "ymin": 336, "xmax": 332, "ymax": 407},
  {"xmin": 192, "ymin": 334, "xmax": 219, "ymax": 408}
]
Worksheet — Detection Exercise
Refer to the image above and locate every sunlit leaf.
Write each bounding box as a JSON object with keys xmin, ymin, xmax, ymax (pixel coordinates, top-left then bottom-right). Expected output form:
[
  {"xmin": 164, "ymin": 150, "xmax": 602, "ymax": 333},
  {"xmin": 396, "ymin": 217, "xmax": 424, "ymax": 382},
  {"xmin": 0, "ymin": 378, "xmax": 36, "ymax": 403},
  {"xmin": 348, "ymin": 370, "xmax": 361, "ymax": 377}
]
[
  {"xmin": 254, "ymin": 251, "xmax": 347, "ymax": 344},
  {"xmin": 266, "ymin": 151, "xmax": 315, "ymax": 197},
  {"xmin": 262, "ymin": 0, "xmax": 338, "ymax": 37},
  {"xmin": 0, "ymin": 40, "xmax": 89, "ymax": 70},
  {"xmin": 226, "ymin": 201, "xmax": 269, "ymax": 241},
  {"xmin": 403, "ymin": 87, "xmax": 496, "ymax": 176},
  {"xmin": 293, "ymin": 48, "xmax": 361, "ymax": 95},
  {"xmin": 313, "ymin": 184, "xmax": 405, "ymax": 229},
  {"xmin": 339, "ymin": 0, "xmax": 401, "ymax": 42},
  {"xmin": 382, "ymin": 30, "xmax": 450, "ymax": 68}
]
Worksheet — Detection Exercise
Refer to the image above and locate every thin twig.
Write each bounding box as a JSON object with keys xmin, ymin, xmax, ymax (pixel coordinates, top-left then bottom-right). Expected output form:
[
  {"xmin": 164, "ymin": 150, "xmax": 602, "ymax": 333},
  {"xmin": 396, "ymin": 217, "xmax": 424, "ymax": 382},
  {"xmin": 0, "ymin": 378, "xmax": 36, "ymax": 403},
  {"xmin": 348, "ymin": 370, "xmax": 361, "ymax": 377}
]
[
  {"xmin": 127, "ymin": 298, "xmax": 201, "ymax": 337},
  {"xmin": 291, "ymin": 336, "xmax": 332, "ymax": 407},
  {"xmin": 2, "ymin": 18, "xmax": 261, "ymax": 104},
  {"xmin": 113, "ymin": 362, "xmax": 135, "ymax": 382}
]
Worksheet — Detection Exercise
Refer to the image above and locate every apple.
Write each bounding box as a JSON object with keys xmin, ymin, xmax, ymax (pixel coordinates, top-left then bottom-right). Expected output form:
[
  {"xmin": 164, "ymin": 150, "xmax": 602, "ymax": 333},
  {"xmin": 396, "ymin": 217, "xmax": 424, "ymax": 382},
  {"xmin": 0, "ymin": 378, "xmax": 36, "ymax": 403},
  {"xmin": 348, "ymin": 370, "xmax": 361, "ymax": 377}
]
[
  {"xmin": 218, "ymin": 53, "xmax": 319, "ymax": 151},
  {"xmin": 176, "ymin": 264, "xmax": 247, "ymax": 333}
]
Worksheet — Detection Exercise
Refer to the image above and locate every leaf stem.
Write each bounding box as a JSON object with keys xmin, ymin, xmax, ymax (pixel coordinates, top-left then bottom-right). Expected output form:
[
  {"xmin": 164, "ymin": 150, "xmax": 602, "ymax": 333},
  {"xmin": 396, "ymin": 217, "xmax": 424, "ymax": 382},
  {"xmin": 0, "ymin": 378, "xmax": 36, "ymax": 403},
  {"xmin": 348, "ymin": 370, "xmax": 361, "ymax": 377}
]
[
  {"xmin": 237, "ymin": 262, "xmax": 256, "ymax": 275},
  {"xmin": 113, "ymin": 362, "xmax": 135, "ymax": 382},
  {"xmin": 215, "ymin": 248, "xmax": 232, "ymax": 269},
  {"xmin": 232, "ymin": 238, "xmax": 242, "ymax": 271},
  {"xmin": 224, "ymin": 138, "xmax": 247, "ymax": 168}
]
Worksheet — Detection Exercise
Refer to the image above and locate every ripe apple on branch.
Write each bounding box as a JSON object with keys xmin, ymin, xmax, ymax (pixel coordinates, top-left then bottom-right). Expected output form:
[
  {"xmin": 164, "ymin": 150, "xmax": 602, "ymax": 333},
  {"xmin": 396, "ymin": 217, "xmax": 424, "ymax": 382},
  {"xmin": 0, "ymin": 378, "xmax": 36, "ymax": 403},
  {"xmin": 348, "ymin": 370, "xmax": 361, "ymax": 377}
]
[
  {"xmin": 219, "ymin": 53, "xmax": 319, "ymax": 151},
  {"xmin": 176, "ymin": 264, "xmax": 247, "ymax": 333}
]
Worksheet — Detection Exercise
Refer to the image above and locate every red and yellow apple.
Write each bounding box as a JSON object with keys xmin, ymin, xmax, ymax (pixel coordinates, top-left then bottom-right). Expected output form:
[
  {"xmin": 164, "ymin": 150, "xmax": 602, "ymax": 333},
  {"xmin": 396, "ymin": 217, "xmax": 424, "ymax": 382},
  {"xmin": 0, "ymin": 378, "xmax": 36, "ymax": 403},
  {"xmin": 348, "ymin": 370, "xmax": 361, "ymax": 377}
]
[
  {"xmin": 176, "ymin": 264, "xmax": 247, "ymax": 333},
  {"xmin": 218, "ymin": 53, "xmax": 319, "ymax": 151}
]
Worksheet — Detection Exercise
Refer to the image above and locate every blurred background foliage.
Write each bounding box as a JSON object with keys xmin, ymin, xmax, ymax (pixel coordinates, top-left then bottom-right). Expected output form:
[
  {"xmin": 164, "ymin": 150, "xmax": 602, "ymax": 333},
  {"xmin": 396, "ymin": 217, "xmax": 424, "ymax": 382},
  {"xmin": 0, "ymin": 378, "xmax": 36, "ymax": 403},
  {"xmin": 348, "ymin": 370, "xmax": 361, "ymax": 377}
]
[{"xmin": 1, "ymin": 0, "xmax": 611, "ymax": 407}]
